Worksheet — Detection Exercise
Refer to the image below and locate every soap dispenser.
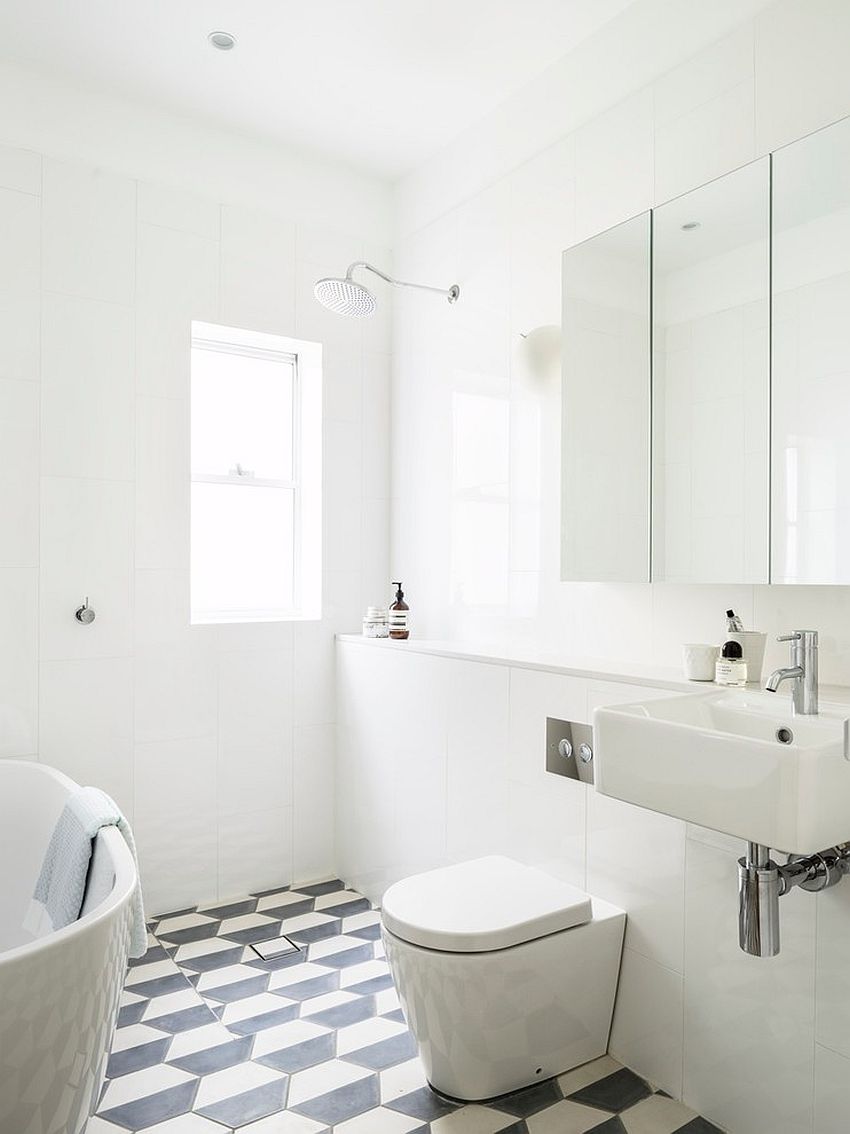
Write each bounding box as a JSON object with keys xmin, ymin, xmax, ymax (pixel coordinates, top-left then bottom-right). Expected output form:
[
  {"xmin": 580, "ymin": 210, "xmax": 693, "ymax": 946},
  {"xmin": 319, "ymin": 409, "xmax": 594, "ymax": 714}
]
[{"xmin": 389, "ymin": 582, "xmax": 409, "ymax": 640}]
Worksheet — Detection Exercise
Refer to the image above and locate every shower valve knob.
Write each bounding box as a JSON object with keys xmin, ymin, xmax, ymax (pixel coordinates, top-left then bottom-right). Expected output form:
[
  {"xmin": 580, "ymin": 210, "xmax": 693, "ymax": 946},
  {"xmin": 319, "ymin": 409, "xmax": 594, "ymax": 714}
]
[{"xmin": 75, "ymin": 598, "xmax": 95, "ymax": 625}]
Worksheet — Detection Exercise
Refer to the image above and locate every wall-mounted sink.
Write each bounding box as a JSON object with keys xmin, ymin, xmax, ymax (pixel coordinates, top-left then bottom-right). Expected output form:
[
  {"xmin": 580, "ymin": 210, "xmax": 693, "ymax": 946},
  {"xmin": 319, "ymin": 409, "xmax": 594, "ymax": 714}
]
[{"xmin": 594, "ymin": 688, "xmax": 850, "ymax": 854}]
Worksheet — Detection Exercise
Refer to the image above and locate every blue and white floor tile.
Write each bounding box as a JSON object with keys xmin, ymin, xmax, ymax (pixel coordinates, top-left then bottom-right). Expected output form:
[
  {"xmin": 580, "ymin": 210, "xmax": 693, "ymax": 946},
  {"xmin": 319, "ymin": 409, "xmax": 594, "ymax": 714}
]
[{"xmin": 89, "ymin": 880, "xmax": 722, "ymax": 1134}]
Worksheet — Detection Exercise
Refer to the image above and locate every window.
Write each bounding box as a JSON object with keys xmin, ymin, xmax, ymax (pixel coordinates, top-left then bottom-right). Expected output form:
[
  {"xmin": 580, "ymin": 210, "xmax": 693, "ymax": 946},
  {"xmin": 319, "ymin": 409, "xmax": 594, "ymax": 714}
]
[{"xmin": 190, "ymin": 321, "xmax": 321, "ymax": 624}]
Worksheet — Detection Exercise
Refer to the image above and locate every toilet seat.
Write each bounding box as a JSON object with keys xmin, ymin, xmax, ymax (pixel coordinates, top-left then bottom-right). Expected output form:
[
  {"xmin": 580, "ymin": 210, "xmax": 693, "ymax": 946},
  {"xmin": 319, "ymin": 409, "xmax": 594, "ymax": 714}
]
[{"xmin": 381, "ymin": 855, "xmax": 593, "ymax": 953}]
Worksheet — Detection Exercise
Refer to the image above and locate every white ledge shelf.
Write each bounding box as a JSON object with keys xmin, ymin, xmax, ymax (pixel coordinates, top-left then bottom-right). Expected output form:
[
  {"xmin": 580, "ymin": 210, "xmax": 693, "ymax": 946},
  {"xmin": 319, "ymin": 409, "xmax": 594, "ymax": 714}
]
[{"xmin": 336, "ymin": 634, "xmax": 850, "ymax": 706}]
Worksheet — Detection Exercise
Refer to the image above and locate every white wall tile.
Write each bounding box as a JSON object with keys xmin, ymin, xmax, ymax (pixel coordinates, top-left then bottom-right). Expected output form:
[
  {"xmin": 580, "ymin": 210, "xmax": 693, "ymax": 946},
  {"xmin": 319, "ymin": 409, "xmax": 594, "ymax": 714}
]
[
  {"xmin": 0, "ymin": 290, "xmax": 39, "ymax": 383},
  {"xmin": 293, "ymin": 723, "xmax": 335, "ymax": 884},
  {"xmin": 0, "ymin": 144, "xmax": 41, "ymax": 195},
  {"xmin": 0, "ymin": 379, "xmax": 39, "ymax": 567},
  {"xmin": 587, "ymin": 789, "xmax": 685, "ymax": 973},
  {"xmin": 609, "ymin": 947, "xmax": 684, "ymax": 1099},
  {"xmin": 362, "ymin": 351, "xmax": 391, "ymax": 499},
  {"xmin": 39, "ymin": 657, "xmax": 133, "ymax": 816},
  {"xmin": 294, "ymin": 622, "xmax": 335, "ymax": 728},
  {"xmin": 135, "ymin": 396, "xmax": 188, "ymax": 570},
  {"xmin": 41, "ymin": 292, "xmax": 134, "ymax": 480},
  {"xmin": 361, "ymin": 498, "xmax": 390, "ymax": 613},
  {"xmin": 654, "ymin": 27, "xmax": 755, "ymax": 204},
  {"xmin": 217, "ymin": 807, "xmax": 293, "ymax": 901},
  {"xmin": 445, "ymin": 660, "xmax": 510, "ymax": 863},
  {"xmin": 755, "ymin": 0, "xmax": 850, "ymax": 154},
  {"xmin": 0, "ymin": 186, "xmax": 40, "ymax": 292},
  {"xmin": 134, "ymin": 645, "xmax": 217, "ymax": 744},
  {"xmin": 509, "ymin": 136, "xmax": 576, "ymax": 333},
  {"xmin": 574, "ymin": 90, "xmax": 654, "ymax": 241},
  {"xmin": 134, "ymin": 735, "xmax": 218, "ymax": 915},
  {"xmin": 322, "ymin": 343, "xmax": 362, "ymax": 426},
  {"xmin": 656, "ymin": 81, "xmax": 755, "ymax": 206},
  {"xmin": 41, "ymin": 159, "xmax": 135, "ymax": 304},
  {"xmin": 505, "ymin": 776, "xmax": 586, "ymax": 889},
  {"xmin": 138, "ymin": 182, "xmax": 220, "ymax": 240},
  {"xmin": 221, "ymin": 205, "xmax": 296, "ymax": 336},
  {"xmin": 814, "ymin": 1044, "xmax": 850, "ymax": 1134},
  {"xmin": 135, "ymin": 220, "xmax": 219, "ymax": 399},
  {"xmin": 815, "ymin": 885, "xmax": 850, "ymax": 1059},
  {"xmin": 0, "ymin": 567, "xmax": 37, "ymax": 757},
  {"xmin": 40, "ymin": 477, "xmax": 133, "ymax": 660},
  {"xmin": 217, "ymin": 647, "xmax": 294, "ymax": 815}
]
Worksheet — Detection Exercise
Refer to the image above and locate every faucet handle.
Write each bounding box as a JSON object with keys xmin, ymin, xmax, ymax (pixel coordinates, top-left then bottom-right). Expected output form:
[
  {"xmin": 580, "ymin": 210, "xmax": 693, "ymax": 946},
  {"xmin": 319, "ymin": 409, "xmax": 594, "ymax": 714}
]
[{"xmin": 777, "ymin": 633, "xmax": 802, "ymax": 643}]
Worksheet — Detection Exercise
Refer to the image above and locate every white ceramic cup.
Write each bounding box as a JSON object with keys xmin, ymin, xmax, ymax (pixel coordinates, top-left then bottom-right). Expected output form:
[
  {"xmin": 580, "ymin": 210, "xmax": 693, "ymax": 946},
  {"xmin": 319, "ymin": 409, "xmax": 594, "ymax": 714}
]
[
  {"xmin": 683, "ymin": 643, "xmax": 720, "ymax": 681},
  {"xmin": 725, "ymin": 631, "xmax": 768, "ymax": 684}
]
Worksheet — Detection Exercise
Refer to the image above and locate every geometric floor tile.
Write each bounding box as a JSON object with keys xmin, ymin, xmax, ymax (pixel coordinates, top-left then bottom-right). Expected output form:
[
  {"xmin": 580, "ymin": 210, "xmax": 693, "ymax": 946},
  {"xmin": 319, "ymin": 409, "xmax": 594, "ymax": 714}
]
[
  {"xmin": 287, "ymin": 1060, "xmax": 373, "ymax": 1106},
  {"xmin": 290, "ymin": 1072, "xmax": 380, "ymax": 1125},
  {"xmin": 195, "ymin": 1077, "xmax": 290, "ymax": 1126},
  {"xmin": 98, "ymin": 878, "xmax": 720, "ymax": 1133},
  {"xmin": 568, "ymin": 1070, "xmax": 654, "ymax": 1113}
]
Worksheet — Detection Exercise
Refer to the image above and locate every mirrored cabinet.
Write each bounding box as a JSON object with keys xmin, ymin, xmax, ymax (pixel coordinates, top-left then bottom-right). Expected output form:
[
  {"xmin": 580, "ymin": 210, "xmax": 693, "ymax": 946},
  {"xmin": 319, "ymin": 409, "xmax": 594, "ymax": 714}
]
[
  {"xmin": 561, "ymin": 214, "xmax": 650, "ymax": 582},
  {"xmin": 772, "ymin": 116, "xmax": 850, "ymax": 584},
  {"xmin": 652, "ymin": 158, "xmax": 770, "ymax": 584},
  {"xmin": 561, "ymin": 114, "xmax": 850, "ymax": 585}
]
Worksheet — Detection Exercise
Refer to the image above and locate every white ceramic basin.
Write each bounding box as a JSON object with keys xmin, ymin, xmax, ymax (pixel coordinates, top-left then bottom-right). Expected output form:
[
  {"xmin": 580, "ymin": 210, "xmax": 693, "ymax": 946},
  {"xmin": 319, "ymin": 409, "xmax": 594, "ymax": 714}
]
[{"xmin": 594, "ymin": 689, "xmax": 850, "ymax": 853}]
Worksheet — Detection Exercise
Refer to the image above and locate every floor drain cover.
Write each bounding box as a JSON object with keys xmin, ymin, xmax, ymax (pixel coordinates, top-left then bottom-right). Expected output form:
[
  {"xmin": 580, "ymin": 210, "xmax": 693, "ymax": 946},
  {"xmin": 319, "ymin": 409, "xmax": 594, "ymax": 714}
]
[{"xmin": 250, "ymin": 934, "xmax": 300, "ymax": 960}]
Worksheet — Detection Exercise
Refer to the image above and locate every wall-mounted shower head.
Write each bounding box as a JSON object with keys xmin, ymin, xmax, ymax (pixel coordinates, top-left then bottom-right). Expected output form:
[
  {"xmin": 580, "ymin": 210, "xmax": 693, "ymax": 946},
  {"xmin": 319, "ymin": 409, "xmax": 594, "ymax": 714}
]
[
  {"xmin": 313, "ymin": 275, "xmax": 377, "ymax": 317},
  {"xmin": 314, "ymin": 261, "xmax": 459, "ymax": 318}
]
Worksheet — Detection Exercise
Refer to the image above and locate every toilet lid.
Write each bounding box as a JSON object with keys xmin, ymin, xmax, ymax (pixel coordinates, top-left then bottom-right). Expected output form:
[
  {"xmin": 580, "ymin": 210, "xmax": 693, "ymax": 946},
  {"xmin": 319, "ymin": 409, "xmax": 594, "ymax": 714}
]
[{"xmin": 381, "ymin": 856, "xmax": 593, "ymax": 953}]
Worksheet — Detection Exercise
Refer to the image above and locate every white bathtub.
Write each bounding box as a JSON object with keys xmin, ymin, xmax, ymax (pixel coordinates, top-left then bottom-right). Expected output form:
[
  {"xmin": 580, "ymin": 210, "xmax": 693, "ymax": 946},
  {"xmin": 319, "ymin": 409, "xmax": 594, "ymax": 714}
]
[{"xmin": 0, "ymin": 761, "xmax": 137, "ymax": 1134}]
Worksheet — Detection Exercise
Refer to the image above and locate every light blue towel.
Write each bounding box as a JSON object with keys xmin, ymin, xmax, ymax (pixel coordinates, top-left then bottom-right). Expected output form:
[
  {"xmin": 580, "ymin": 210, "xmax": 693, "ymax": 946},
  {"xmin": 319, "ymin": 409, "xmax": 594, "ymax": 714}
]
[{"xmin": 28, "ymin": 787, "xmax": 147, "ymax": 959}]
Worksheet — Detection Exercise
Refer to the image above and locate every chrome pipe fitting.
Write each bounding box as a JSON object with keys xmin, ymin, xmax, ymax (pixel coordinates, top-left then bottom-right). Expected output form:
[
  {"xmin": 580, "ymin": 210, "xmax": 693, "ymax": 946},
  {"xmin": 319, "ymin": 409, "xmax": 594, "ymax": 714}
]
[
  {"xmin": 738, "ymin": 841, "xmax": 850, "ymax": 956},
  {"xmin": 738, "ymin": 843, "xmax": 780, "ymax": 957}
]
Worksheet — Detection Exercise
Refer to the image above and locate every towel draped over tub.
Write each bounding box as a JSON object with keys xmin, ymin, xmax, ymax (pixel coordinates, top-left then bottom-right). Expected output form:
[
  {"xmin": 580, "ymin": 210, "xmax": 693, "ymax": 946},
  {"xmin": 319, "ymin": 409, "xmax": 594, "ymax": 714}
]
[{"xmin": 25, "ymin": 786, "xmax": 147, "ymax": 958}]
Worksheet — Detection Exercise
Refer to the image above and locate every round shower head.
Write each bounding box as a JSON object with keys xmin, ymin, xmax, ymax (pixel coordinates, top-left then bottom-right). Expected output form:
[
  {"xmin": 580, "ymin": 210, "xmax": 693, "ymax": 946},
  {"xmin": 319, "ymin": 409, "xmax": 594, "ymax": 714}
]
[{"xmin": 314, "ymin": 275, "xmax": 377, "ymax": 318}]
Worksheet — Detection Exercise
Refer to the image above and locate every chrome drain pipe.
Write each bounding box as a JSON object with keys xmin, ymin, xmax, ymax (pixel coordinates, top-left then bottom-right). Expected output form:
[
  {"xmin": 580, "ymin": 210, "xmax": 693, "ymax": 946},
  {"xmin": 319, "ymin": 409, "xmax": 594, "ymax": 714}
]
[{"xmin": 738, "ymin": 841, "xmax": 850, "ymax": 956}]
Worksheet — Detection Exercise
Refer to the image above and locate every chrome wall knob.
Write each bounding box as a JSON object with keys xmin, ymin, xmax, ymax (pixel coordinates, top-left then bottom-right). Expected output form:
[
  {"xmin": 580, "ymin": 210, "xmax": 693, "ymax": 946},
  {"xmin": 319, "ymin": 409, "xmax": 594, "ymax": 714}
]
[{"xmin": 75, "ymin": 598, "xmax": 95, "ymax": 625}]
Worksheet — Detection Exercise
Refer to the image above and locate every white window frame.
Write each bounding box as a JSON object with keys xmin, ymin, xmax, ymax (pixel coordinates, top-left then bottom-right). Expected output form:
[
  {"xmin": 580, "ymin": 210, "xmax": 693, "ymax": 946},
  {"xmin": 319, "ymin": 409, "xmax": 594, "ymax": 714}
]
[{"xmin": 190, "ymin": 320, "xmax": 322, "ymax": 625}]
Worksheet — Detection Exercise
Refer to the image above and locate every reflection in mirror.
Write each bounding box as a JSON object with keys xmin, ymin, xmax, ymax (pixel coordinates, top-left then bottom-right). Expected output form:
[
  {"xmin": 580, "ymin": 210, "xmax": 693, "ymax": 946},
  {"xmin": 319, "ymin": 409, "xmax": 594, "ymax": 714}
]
[
  {"xmin": 772, "ymin": 116, "xmax": 850, "ymax": 583},
  {"xmin": 561, "ymin": 212, "xmax": 650, "ymax": 582},
  {"xmin": 652, "ymin": 158, "xmax": 770, "ymax": 583}
]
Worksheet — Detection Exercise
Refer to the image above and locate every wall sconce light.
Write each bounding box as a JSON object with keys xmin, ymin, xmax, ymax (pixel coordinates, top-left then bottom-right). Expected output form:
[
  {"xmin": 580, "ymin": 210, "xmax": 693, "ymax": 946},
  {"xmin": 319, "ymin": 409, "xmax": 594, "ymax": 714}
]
[{"xmin": 514, "ymin": 325, "xmax": 561, "ymax": 384}]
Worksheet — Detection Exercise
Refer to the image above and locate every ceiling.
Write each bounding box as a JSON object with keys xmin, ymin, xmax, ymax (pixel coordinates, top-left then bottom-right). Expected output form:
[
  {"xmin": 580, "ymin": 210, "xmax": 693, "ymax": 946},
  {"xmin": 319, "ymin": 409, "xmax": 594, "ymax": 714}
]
[{"xmin": 0, "ymin": 0, "xmax": 642, "ymax": 179}]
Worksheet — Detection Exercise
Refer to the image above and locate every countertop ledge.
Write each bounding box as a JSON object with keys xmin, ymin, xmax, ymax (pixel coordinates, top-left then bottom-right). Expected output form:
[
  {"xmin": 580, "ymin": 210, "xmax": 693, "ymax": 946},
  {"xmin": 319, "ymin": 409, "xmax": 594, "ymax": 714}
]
[{"xmin": 336, "ymin": 634, "xmax": 850, "ymax": 706}]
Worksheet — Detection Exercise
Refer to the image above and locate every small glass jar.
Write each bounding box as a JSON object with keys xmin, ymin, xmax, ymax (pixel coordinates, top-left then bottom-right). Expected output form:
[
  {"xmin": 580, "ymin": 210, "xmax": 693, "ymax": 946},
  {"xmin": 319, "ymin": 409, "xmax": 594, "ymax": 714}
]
[{"xmin": 362, "ymin": 606, "xmax": 389, "ymax": 638}]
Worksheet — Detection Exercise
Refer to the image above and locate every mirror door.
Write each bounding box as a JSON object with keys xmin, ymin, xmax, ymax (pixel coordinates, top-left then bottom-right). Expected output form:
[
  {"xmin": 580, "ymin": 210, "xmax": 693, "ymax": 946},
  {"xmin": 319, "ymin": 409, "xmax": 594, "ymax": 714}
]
[
  {"xmin": 560, "ymin": 212, "xmax": 651, "ymax": 582},
  {"xmin": 651, "ymin": 157, "xmax": 770, "ymax": 583},
  {"xmin": 772, "ymin": 116, "xmax": 850, "ymax": 583}
]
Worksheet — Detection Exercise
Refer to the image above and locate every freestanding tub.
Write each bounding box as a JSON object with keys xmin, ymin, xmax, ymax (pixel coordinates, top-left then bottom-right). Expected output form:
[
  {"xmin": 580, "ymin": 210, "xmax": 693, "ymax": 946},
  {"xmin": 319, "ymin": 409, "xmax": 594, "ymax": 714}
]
[{"xmin": 0, "ymin": 761, "xmax": 137, "ymax": 1134}]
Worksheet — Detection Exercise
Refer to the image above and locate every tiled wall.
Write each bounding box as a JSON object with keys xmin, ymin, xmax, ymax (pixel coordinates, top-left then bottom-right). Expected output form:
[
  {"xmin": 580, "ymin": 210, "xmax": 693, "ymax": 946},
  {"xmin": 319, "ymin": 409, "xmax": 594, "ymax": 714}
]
[
  {"xmin": 0, "ymin": 139, "xmax": 391, "ymax": 915},
  {"xmin": 336, "ymin": 640, "xmax": 848, "ymax": 1134},
  {"xmin": 389, "ymin": 0, "xmax": 850, "ymax": 689}
]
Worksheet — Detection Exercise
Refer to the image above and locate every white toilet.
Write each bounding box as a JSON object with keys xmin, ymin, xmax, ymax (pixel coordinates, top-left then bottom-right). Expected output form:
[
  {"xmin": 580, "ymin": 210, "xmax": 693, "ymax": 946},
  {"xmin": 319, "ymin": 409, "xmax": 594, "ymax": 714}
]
[{"xmin": 381, "ymin": 855, "xmax": 625, "ymax": 1101}]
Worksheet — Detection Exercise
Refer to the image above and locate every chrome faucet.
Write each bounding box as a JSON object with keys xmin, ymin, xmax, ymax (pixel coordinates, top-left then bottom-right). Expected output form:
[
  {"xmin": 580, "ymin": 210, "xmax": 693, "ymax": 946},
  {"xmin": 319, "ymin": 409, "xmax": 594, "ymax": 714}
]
[{"xmin": 765, "ymin": 630, "xmax": 819, "ymax": 715}]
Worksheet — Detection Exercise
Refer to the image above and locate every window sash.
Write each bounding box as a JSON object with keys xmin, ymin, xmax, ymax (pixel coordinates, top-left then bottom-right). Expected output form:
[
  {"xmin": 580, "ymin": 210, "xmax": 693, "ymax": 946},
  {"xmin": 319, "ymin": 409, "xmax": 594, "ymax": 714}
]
[
  {"xmin": 190, "ymin": 334, "xmax": 305, "ymax": 621},
  {"xmin": 190, "ymin": 340, "xmax": 298, "ymax": 483}
]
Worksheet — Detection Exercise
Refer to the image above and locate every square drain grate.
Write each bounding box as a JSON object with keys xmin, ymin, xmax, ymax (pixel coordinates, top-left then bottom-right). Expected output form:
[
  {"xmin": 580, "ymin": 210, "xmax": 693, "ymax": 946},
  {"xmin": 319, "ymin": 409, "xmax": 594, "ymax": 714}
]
[{"xmin": 250, "ymin": 934, "xmax": 301, "ymax": 960}]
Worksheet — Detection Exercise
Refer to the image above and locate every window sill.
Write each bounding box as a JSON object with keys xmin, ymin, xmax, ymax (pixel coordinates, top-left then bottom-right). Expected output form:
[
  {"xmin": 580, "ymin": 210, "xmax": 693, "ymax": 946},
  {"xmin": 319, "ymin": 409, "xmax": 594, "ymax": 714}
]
[{"xmin": 191, "ymin": 610, "xmax": 321, "ymax": 626}]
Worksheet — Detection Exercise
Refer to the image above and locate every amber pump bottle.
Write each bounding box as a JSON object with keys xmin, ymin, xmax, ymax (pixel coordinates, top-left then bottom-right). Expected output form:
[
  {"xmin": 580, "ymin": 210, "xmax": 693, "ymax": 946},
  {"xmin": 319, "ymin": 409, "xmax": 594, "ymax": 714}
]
[{"xmin": 389, "ymin": 582, "xmax": 409, "ymax": 640}]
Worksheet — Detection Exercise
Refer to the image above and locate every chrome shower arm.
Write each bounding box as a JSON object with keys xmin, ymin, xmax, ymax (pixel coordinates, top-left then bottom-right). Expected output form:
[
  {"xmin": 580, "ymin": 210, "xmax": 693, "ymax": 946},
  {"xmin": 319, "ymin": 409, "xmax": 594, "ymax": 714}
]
[{"xmin": 345, "ymin": 261, "xmax": 459, "ymax": 304}]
